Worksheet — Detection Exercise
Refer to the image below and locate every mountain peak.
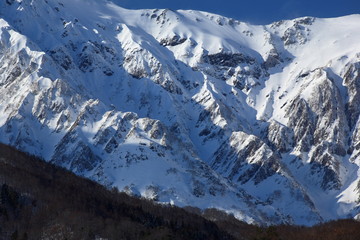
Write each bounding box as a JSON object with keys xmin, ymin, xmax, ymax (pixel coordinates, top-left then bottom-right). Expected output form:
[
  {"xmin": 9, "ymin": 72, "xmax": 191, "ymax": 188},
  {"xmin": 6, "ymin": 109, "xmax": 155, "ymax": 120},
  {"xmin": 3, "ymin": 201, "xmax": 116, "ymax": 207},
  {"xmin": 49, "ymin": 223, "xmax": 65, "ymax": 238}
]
[{"xmin": 0, "ymin": 0, "xmax": 360, "ymax": 226}]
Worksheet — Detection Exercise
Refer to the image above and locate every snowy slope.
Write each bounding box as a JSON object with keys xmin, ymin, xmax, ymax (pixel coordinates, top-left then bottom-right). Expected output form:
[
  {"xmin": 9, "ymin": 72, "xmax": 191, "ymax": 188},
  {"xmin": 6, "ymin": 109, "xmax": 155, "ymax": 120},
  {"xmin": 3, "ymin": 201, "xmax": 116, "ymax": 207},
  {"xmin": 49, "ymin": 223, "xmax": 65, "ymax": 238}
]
[{"xmin": 0, "ymin": 0, "xmax": 360, "ymax": 225}]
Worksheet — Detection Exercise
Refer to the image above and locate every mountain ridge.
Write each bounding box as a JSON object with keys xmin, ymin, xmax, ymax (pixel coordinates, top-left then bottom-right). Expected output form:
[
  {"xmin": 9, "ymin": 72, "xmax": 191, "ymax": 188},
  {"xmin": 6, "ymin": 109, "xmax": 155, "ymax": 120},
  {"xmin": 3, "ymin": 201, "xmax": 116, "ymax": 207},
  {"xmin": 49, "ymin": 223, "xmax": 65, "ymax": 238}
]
[{"xmin": 0, "ymin": 0, "xmax": 360, "ymax": 225}]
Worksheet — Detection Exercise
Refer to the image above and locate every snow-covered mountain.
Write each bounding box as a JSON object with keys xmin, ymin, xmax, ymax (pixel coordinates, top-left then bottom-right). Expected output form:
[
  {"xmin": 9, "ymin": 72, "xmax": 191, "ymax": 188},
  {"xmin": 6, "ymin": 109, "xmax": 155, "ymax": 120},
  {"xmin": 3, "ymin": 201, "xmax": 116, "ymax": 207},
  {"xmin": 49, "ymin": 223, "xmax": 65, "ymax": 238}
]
[{"xmin": 1, "ymin": 0, "xmax": 360, "ymax": 225}]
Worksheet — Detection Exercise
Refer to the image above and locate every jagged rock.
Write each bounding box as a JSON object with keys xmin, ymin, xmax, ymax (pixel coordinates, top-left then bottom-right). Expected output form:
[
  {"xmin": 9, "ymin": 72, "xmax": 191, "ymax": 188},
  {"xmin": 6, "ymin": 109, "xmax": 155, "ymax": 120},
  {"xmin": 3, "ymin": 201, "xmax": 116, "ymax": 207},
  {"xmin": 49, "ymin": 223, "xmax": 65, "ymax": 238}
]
[
  {"xmin": 205, "ymin": 52, "xmax": 255, "ymax": 67},
  {"xmin": 280, "ymin": 18, "xmax": 314, "ymax": 46},
  {"xmin": 49, "ymin": 47, "xmax": 74, "ymax": 71},
  {"xmin": 211, "ymin": 131, "xmax": 280, "ymax": 184},
  {"xmin": 286, "ymin": 97, "xmax": 316, "ymax": 153},
  {"xmin": 266, "ymin": 120, "xmax": 294, "ymax": 153},
  {"xmin": 263, "ymin": 48, "xmax": 282, "ymax": 69},
  {"xmin": 0, "ymin": 0, "xmax": 359, "ymax": 226},
  {"xmin": 160, "ymin": 34, "xmax": 187, "ymax": 46},
  {"xmin": 52, "ymin": 131, "xmax": 102, "ymax": 174},
  {"xmin": 344, "ymin": 62, "xmax": 360, "ymax": 129}
]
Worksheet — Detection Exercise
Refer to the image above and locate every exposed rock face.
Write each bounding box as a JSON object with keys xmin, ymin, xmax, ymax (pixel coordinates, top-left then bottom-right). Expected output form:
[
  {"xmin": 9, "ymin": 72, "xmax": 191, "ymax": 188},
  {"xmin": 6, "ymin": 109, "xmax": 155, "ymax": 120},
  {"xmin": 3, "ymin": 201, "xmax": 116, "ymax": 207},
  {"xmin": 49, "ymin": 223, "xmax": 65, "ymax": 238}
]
[
  {"xmin": 0, "ymin": 0, "xmax": 360, "ymax": 226},
  {"xmin": 160, "ymin": 34, "xmax": 187, "ymax": 47},
  {"xmin": 281, "ymin": 69, "xmax": 349, "ymax": 191},
  {"xmin": 280, "ymin": 17, "xmax": 314, "ymax": 46},
  {"xmin": 266, "ymin": 120, "xmax": 294, "ymax": 153},
  {"xmin": 212, "ymin": 132, "xmax": 279, "ymax": 185},
  {"xmin": 344, "ymin": 62, "xmax": 360, "ymax": 129}
]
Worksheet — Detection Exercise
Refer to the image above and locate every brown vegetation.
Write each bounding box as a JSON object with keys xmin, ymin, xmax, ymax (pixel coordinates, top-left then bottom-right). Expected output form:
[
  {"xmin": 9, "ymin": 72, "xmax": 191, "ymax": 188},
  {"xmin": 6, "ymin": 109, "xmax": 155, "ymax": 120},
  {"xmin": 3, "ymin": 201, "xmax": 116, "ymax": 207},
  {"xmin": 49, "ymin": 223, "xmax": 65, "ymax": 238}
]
[{"xmin": 202, "ymin": 205, "xmax": 360, "ymax": 240}]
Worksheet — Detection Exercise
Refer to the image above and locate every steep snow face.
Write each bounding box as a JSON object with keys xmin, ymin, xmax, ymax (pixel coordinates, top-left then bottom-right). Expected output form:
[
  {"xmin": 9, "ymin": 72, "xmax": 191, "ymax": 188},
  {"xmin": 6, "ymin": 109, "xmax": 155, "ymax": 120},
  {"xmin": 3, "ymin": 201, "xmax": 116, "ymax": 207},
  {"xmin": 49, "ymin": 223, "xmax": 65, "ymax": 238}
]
[{"xmin": 0, "ymin": 0, "xmax": 360, "ymax": 225}]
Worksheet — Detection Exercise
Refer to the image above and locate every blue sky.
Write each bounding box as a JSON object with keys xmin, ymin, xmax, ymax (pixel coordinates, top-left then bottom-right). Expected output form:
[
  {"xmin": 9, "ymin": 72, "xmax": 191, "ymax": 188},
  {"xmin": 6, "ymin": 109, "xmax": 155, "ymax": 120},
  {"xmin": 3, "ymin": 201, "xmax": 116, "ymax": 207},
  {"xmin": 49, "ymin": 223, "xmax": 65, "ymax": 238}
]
[{"xmin": 113, "ymin": 0, "xmax": 360, "ymax": 24}]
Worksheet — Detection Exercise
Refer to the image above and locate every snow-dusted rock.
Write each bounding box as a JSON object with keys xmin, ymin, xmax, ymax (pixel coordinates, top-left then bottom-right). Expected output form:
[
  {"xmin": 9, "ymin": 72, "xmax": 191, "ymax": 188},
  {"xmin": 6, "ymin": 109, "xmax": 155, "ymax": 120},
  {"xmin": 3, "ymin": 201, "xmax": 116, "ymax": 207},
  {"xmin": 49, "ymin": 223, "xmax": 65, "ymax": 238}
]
[{"xmin": 0, "ymin": 0, "xmax": 360, "ymax": 225}]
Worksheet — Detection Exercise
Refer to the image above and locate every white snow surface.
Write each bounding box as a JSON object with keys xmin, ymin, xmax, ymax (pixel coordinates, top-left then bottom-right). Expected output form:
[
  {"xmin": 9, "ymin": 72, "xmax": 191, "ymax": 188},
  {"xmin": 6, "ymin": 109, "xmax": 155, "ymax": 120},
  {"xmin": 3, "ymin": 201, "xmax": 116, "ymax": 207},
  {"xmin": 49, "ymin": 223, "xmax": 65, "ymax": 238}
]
[{"xmin": 0, "ymin": 0, "xmax": 360, "ymax": 225}]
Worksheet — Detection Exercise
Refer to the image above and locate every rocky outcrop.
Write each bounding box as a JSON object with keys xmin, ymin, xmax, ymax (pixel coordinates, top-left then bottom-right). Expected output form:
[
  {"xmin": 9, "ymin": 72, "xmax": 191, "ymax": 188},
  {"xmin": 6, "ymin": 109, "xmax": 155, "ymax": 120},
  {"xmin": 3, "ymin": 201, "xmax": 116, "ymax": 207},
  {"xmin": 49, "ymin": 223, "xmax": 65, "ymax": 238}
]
[{"xmin": 0, "ymin": 0, "xmax": 359, "ymax": 226}]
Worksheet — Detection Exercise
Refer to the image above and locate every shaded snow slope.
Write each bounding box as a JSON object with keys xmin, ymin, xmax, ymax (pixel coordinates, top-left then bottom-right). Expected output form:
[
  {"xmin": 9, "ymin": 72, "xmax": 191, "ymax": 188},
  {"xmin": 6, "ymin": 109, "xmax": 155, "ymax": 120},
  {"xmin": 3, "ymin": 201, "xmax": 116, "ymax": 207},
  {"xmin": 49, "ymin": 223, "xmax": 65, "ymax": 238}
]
[{"xmin": 0, "ymin": 0, "xmax": 360, "ymax": 225}]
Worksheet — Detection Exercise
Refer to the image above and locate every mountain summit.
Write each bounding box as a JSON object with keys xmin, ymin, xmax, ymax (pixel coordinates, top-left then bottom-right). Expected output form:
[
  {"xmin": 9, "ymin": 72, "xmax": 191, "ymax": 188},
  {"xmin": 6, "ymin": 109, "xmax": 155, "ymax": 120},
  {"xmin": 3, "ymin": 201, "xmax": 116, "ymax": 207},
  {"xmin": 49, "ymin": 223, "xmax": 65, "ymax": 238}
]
[{"xmin": 0, "ymin": 0, "xmax": 360, "ymax": 225}]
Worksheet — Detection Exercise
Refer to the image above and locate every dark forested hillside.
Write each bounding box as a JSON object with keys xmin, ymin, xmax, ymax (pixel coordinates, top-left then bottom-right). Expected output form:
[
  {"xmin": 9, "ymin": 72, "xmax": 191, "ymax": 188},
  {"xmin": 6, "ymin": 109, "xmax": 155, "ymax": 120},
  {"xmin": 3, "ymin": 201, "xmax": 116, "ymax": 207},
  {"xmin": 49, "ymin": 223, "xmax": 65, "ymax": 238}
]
[
  {"xmin": 0, "ymin": 143, "xmax": 232, "ymax": 240},
  {"xmin": 1, "ymin": 143, "xmax": 360, "ymax": 240}
]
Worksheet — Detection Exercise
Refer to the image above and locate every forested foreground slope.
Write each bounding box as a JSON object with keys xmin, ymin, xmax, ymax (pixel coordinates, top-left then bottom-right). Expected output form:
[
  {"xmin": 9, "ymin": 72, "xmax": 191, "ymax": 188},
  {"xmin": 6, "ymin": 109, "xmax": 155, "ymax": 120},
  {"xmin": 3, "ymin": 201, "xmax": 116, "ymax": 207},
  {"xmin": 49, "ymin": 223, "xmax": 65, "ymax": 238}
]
[
  {"xmin": 1, "ymin": 144, "xmax": 360, "ymax": 240},
  {"xmin": 0, "ymin": 143, "xmax": 231, "ymax": 239}
]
